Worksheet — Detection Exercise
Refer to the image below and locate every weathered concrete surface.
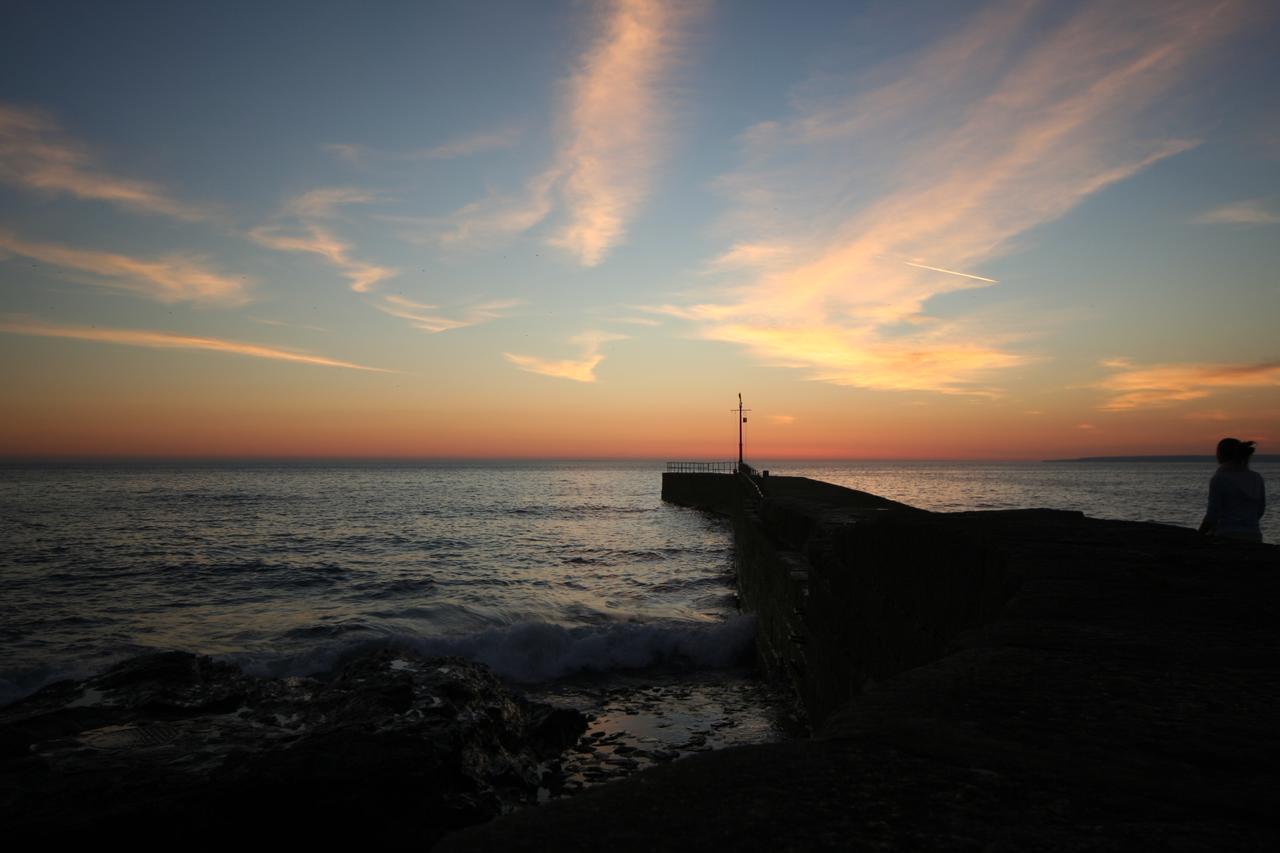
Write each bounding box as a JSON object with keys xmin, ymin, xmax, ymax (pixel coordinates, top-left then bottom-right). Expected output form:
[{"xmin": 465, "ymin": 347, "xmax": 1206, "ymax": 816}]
[{"xmin": 440, "ymin": 497, "xmax": 1280, "ymax": 851}]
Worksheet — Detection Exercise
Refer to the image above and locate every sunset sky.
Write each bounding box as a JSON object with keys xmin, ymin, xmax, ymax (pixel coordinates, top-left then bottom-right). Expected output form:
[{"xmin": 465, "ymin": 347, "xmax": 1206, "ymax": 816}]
[{"xmin": 3, "ymin": 0, "xmax": 1278, "ymax": 459}]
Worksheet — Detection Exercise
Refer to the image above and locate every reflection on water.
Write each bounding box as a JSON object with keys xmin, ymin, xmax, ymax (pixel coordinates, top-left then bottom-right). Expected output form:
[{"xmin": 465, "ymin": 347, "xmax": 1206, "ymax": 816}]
[
  {"xmin": 2, "ymin": 459, "xmax": 1273, "ymax": 705},
  {"xmin": 0, "ymin": 462, "xmax": 737, "ymax": 700},
  {"xmin": 527, "ymin": 667, "xmax": 805, "ymax": 797}
]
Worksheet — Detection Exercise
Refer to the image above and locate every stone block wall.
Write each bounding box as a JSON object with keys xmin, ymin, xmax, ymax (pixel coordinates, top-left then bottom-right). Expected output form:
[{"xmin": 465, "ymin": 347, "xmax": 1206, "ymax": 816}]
[
  {"xmin": 741, "ymin": 498, "xmax": 1020, "ymax": 727},
  {"xmin": 659, "ymin": 473, "xmax": 738, "ymax": 515}
]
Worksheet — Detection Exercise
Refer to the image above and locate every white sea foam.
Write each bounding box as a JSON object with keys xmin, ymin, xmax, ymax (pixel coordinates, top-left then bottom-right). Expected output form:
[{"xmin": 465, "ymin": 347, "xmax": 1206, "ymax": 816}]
[{"xmin": 231, "ymin": 615, "xmax": 758, "ymax": 684}]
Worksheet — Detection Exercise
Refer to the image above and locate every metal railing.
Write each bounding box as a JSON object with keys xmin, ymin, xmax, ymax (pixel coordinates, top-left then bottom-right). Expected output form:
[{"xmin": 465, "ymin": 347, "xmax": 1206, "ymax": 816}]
[{"xmin": 665, "ymin": 461, "xmax": 736, "ymax": 473}]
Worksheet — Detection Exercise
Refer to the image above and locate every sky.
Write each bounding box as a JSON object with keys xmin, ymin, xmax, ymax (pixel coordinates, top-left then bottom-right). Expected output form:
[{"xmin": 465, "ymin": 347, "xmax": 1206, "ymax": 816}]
[{"xmin": 2, "ymin": 0, "xmax": 1278, "ymax": 460}]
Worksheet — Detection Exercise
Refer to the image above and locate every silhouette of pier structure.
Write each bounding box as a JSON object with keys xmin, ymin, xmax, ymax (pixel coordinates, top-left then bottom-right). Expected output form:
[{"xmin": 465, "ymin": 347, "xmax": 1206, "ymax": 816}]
[{"xmin": 448, "ymin": 459, "xmax": 1280, "ymax": 851}]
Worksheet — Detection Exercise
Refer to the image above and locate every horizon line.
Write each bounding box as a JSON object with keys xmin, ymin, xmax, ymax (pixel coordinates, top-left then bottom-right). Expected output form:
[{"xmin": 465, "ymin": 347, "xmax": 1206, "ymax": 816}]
[{"xmin": 0, "ymin": 453, "xmax": 1244, "ymax": 464}]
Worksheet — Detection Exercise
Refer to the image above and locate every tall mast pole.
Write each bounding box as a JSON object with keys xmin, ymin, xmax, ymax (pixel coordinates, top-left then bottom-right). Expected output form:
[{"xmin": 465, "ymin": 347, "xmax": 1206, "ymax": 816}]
[
  {"xmin": 738, "ymin": 393, "xmax": 744, "ymax": 467},
  {"xmin": 730, "ymin": 394, "xmax": 751, "ymax": 472}
]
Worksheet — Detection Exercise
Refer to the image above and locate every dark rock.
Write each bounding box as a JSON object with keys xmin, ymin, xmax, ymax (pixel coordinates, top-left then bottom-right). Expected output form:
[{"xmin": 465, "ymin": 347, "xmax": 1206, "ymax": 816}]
[{"xmin": 0, "ymin": 649, "xmax": 585, "ymax": 845}]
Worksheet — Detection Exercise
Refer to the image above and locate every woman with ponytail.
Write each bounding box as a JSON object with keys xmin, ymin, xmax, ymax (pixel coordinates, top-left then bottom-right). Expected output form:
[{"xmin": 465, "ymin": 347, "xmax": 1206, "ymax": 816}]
[{"xmin": 1198, "ymin": 438, "xmax": 1266, "ymax": 542}]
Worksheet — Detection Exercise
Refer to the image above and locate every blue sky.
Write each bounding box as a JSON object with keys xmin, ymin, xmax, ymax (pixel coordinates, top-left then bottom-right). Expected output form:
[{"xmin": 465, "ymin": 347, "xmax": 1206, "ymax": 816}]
[{"xmin": 2, "ymin": 0, "xmax": 1278, "ymax": 458}]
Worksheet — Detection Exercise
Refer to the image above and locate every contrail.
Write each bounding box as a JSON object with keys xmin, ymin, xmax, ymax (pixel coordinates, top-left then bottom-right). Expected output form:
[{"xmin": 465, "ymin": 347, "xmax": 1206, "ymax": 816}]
[{"xmin": 904, "ymin": 261, "xmax": 998, "ymax": 283}]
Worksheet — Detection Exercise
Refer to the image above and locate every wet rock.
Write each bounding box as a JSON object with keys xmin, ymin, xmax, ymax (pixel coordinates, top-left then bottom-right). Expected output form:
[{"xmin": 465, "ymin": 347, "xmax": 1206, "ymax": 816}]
[{"xmin": 0, "ymin": 650, "xmax": 585, "ymax": 845}]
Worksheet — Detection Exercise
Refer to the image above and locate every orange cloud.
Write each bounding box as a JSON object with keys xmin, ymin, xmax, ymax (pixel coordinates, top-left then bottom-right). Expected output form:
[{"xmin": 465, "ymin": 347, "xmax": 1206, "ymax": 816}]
[
  {"xmin": 608, "ymin": 316, "xmax": 662, "ymax": 326},
  {"xmin": 1097, "ymin": 359, "xmax": 1280, "ymax": 410},
  {"xmin": 0, "ymin": 317, "xmax": 390, "ymax": 371},
  {"xmin": 430, "ymin": 0, "xmax": 697, "ymax": 265},
  {"xmin": 375, "ymin": 295, "xmax": 522, "ymax": 333},
  {"xmin": 706, "ymin": 242, "xmax": 796, "ymax": 271},
  {"xmin": 248, "ymin": 223, "xmax": 395, "ymax": 293},
  {"xmin": 0, "ymin": 229, "xmax": 249, "ymax": 305},
  {"xmin": 1183, "ymin": 409, "xmax": 1232, "ymax": 422},
  {"xmin": 546, "ymin": 0, "xmax": 689, "ymax": 265},
  {"xmin": 0, "ymin": 103, "xmax": 210, "ymax": 221},
  {"xmin": 504, "ymin": 331, "xmax": 627, "ymax": 382},
  {"xmin": 670, "ymin": 0, "xmax": 1244, "ymax": 394},
  {"xmin": 248, "ymin": 188, "xmax": 396, "ymax": 293}
]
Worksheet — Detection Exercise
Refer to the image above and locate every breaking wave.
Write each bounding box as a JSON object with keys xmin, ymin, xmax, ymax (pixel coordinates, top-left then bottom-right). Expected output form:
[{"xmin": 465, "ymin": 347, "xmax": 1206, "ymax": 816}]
[{"xmin": 232, "ymin": 615, "xmax": 758, "ymax": 684}]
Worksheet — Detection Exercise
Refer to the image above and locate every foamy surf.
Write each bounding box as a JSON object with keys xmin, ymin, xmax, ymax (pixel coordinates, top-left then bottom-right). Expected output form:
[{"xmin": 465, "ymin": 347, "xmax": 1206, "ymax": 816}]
[{"xmin": 230, "ymin": 615, "xmax": 758, "ymax": 684}]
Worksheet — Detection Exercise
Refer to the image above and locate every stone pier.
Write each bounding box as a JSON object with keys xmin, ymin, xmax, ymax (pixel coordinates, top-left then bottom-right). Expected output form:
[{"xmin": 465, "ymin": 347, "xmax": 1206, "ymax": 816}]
[{"xmin": 443, "ymin": 472, "xmax": 1280, "ymax": 851}]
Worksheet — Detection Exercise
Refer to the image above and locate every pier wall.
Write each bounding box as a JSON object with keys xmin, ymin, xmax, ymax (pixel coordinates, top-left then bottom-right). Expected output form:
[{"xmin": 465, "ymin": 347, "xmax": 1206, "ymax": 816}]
[
  {"xmin": 443, "ymin": 475, "xmax": 1280, "ymax": 851},
  {"xmin": 659, "ymin": 472, "xmax": 737, "ymax": 513},
  {"xmin": 669, "ymin": 472, "xmax": 1019, "ymax": 727},
  {"xmin": 738, "ymin": 498, "xmax": 1019, "ymax": 725}
]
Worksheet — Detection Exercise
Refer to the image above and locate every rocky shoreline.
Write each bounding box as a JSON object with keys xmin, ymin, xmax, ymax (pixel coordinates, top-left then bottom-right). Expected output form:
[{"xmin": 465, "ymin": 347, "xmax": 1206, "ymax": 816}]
[
  {"xmin": 0, "ymin": 645, "xmax": 798, "ymax": 843},
  {"xmin": 0, "ymin": 649, "xmax": 586, "ymax": 844}
]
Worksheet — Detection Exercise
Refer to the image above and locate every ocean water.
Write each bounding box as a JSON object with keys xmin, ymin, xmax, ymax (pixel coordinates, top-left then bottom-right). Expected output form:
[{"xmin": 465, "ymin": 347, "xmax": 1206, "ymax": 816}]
[
  {"xmin": 0, "ymin": 461, "xmax": 748, "ymax": 706},
  {"xmin": 2, "ymin": 459, "xmax": 1273, "ymax": 711},
  {"xmin": 772, "ymin": 460, "xmax": 1277, "ymax": 542}
]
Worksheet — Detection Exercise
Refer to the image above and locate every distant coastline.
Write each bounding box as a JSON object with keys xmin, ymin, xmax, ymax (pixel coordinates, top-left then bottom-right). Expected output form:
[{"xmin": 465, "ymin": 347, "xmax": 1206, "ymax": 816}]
[{"xmin": 1043, "ymin": 454, "xmax": 1280, "ymax": 463}]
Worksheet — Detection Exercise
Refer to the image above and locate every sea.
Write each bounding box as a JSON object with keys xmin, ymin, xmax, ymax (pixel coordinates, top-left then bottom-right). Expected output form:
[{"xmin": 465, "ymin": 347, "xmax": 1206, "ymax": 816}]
[{"xmin": 1, "ymin": 459, "xmax": 1273, "ymax": 785}]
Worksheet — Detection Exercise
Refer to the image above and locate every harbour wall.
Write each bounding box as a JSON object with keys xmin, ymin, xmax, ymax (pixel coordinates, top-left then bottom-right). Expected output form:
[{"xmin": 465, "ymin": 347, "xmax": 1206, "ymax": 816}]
[
  {"xmin": 444, "ymin": 474, "xmax": 1280, "ymax": 850},
  {"xmin": 658, "ymin": 472, "xmax": 737, "ymax": 514},
  {"xmin": 739, "ymin": 498, "xmax": 1018, "ymax": 726},
  {"xmin": 664, "ymin": 472, "xmax": 1020, "ymax": 726}
]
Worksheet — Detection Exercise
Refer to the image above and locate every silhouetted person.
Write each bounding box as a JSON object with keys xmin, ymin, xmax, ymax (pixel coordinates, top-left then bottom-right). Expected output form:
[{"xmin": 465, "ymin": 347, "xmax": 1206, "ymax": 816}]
[{"xmin": 1198, "ymin": 438, "xmax": 1265, "ymax": 542}]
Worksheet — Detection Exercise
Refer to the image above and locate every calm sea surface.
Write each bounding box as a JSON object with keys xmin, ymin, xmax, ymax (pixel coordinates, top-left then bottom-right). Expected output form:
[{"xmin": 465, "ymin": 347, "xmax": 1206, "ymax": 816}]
[{"xmin": 1, "ymin": 460, "xmax": 1273, "ymax": 706}]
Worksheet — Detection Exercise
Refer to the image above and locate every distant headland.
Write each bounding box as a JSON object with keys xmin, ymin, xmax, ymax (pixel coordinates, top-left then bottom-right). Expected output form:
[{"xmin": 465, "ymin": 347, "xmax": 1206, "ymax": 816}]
[{"xmin": 1043, "ymin": 454, "xmax": 1280, "ymax": 463}]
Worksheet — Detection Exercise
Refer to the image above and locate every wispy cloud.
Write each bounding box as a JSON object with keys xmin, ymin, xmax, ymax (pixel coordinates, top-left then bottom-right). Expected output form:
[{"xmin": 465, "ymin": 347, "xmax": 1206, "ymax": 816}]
[
  {"xmin": 706, "ymin": 242, "xmax": 796, "ymax": 272},
  {"xmin": 1183, "ymin": 409, "xmax": 1231, "ymax": 422},
  {"xmin": 1097, "ymin": 357, "xmax": 1280, "ymax": 410},
  {"xmin": 1191, "ymin": 199, "xmax": 1280, "ymax": 225},
  {"xmin": 665, "ymin": 0, "xmax": 1245, "ymax": 394},
  {"xmin": 504, "ymin": 330, "xmax": 627, "ymax": 382},
  {"xmin": 430, "ymin": 0, "xmax": 696, "ymax": 265},
  {"xmin": 284, "ymin": 187, "xmax": 379, "ymax": 219},
  {"xmin": 249, "ymin": 224, "xmax": 395, "ymax": 293},
  {"xmin": 0, "ymin": 103, "xmax": 211, "ymax": 221},
  {"xmin": 428, "ymin": 169, "xmax": 560, "ymax": 247},
  {"xmin": 545, "ymin": 0, "xmax": 690, "ymax": 265},
  {"xmin": 248, "ymin": 187, "xmax": 396, "ymax": 293},
  {"xmin": 0, "ymin": 229, "xmax": 249, "ymax": 305},
  {"xmin": 0, "ymin": 317, "xmax": 389, "ymax": 371},
  {"xmin": 325, "ymin": 128, "xmax": 522, "ymax": 165},
  {"xmin": 374, "ymin": 295, "xmax": 522, "ymax": 333},
  {"xmin": 249, "ymin": 316, "xmax": 328, "ymax": 332},
  {"xmin": 608, "ymin": 315, "xmax": 662, "ymax": 326}
]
